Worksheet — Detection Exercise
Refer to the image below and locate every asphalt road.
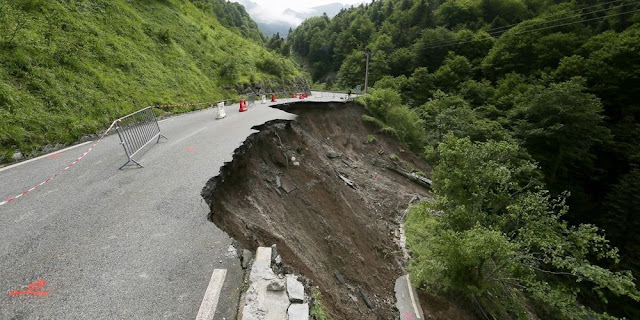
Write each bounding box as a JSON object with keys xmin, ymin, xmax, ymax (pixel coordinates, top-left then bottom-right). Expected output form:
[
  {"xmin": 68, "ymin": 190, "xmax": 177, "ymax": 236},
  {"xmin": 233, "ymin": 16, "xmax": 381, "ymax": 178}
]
[{"xmin": 0, "ymin": 92, "xmax": 349, "ymax": 319}]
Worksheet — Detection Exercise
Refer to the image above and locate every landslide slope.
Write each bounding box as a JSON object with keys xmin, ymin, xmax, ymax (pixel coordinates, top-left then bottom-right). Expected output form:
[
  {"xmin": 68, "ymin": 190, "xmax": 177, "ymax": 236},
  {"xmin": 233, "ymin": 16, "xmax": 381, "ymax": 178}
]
[
  {"xmin": 0, "ymin": 0, "xmax": 301, "ymax": 161},
  {"xmin": 203, "ymin": 102, "xmax": 433, "ymax": 319}
]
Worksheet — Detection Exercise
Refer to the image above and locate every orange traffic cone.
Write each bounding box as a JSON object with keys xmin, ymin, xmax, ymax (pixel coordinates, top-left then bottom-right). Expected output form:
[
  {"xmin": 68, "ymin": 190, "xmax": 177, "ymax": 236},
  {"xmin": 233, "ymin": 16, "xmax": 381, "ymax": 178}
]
[
  {"xmin": 271, "ymin": 94, "xmax": 276, "ymax": 102},
  {"xmin": 239, "ymin": 99, "xmax": 248, "ymax": 112}
]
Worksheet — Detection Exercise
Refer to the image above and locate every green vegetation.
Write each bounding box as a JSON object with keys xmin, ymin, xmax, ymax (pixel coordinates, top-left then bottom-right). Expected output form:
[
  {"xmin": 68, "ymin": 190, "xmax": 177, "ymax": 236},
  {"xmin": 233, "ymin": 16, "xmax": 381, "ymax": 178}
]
[
  {"xmin": 310, "ymin": 288, "xmax": 329, "ymax": 320},
  {"xmin": 364, "ymin": 134, "xmax": 376, "ymax": 144},
  {"xmin": 0, "ymin": 0, "xmax": 301, "ymax": 162},
  {"xmin": 288, "ymin": 0, "xmax": 640, "ymax": 318},
  {"xmin": 360, "ymin": 88, "xmax": 425, "ymax": 151},
  {"xmin": 407, "ymin": 136, "xmax": 639, "ymax": 319}
]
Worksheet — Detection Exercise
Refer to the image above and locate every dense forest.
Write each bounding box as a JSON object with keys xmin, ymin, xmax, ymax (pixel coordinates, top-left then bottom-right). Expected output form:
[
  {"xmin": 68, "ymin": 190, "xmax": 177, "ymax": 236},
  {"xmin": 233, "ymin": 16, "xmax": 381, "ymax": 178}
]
[
  {"xmin": 285, "ymin": 0, "xmax": 640, "ymax": 318},
  {"xmin": 0, "ymin": 0, "xmax": 301, "ymax": 162}
]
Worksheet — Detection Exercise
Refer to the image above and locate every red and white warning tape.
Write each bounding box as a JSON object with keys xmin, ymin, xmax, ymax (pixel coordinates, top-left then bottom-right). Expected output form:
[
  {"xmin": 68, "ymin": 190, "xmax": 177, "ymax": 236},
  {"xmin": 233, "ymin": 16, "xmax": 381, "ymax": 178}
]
[
  {"xmin": 0, "ymin": 120, "xmax": 118, "ymax": 207},
  {"xmin": 153, "ymin": 99, "xmax": 232, "ymax": 109}
]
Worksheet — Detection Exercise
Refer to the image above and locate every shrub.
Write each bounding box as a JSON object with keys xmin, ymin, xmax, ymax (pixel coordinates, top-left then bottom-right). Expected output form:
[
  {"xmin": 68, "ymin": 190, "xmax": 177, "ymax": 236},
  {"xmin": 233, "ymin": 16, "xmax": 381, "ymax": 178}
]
[{"xmin": 360, "ymin": 88, "xmax": 426, "ymax": 152}]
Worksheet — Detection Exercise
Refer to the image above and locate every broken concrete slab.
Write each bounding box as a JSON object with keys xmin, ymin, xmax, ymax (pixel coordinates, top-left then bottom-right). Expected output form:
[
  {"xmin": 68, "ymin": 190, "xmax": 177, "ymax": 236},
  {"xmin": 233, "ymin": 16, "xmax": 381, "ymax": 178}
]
[
  {"xmin": 395, "ymin": 274, "xmax": 425, "ymax": 320},
  {"xmin": 286, "ymin": 275, "xmax": 305, "ymax": 303},
  {"xmin": 242, "ymin": 247, "xmax": 290, "ymax": 320},
  {"xmin": 288, "ymin": 303, "xmax": 309, "ymax": 320}
]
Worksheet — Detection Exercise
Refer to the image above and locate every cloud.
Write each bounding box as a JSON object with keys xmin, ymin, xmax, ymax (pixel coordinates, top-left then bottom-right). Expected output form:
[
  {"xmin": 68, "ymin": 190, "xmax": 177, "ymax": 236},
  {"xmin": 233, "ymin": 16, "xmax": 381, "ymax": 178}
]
[
  {"xmin": 233, "ymin": 0, "xmax": 368, "ymax": 26},
  {"xmin": 247, "ymin": 7, "xmax": 302, "ymax": 25}
]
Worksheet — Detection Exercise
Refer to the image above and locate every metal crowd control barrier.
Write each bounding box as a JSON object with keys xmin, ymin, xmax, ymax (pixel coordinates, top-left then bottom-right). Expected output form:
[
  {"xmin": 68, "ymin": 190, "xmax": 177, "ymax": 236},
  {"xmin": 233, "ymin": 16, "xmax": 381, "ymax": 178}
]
[{"xmin": 116, "ymin": 107, "xmax": 167, "ymax": 169}]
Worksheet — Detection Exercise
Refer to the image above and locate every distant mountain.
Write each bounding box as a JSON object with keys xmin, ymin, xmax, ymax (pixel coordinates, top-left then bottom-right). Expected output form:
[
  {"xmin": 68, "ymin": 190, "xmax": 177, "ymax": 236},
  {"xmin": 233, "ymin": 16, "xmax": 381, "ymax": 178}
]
[
  {"xmin": 233, "ymin": 1, "xmax": 350, "ymax": 37},
  {"xmin": 283, "ymin": 3, "xmax": 347, "ymax": 21},
  {"xmin": 257, "ymin": 22, "xmax": 294, "ymax": 38}
]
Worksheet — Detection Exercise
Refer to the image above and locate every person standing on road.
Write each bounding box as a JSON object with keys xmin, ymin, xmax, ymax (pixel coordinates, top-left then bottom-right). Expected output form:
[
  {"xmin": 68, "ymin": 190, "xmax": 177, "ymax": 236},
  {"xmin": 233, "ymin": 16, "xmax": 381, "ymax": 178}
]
[{"xmin": 347, "ymin": 89, "xmax": 352, "ymax": 100}]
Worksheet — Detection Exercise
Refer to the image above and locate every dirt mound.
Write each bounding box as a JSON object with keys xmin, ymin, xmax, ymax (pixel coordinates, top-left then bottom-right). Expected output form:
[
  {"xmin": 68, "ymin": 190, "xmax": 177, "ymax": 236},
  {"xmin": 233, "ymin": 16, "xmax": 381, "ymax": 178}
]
[{"xmin": 202, "ymin": 102, "xmax": 432, "ymax": 319}]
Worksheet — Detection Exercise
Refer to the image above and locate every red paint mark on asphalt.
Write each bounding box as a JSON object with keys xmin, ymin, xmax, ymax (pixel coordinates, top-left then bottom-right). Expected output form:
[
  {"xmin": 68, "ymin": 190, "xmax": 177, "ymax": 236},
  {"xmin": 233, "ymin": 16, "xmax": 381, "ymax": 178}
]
[
  {"xmin": 402, "ymin": 311, "xmax": 416, "ymax": 320},
  {"xmin": 47, "ymin": 153, "xmax": 61, "ymax": 158},
  {"xmin": 186, "ymin": 147, "xmax": 196, "ymax": 151},
  {"xmin": 8, "ymin": 280, "xmax": 49, "ymax": 296}
]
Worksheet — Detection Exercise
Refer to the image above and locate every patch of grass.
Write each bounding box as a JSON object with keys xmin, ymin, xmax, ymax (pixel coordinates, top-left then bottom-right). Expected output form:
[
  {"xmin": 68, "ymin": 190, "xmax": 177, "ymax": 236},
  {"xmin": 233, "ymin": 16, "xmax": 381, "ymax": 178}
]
[
  {"xmin": 390, "ymin": 153, "xmax": 399, "ymax": 162},
  {"xmin": 414, "ymin": 170, "xmax": 426, "ymax": 177},
  {"xmin": 364, "ymin": 134, "xmax": 376, "ymax": 144},
  {"xmin": 310, "ymin": 288, "xmax": 329, "ymax": 320}
]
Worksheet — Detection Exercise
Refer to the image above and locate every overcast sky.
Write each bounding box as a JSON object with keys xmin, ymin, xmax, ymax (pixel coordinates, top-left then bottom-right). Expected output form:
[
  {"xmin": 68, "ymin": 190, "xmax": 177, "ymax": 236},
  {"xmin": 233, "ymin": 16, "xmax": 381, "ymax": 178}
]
[
  {"xmin": 251, "ymin": 0, "xmax": 367, "ymax": 13},
  {"xmin": 240, "ymin": 0, "xmax": 370, "ymax": 25}
]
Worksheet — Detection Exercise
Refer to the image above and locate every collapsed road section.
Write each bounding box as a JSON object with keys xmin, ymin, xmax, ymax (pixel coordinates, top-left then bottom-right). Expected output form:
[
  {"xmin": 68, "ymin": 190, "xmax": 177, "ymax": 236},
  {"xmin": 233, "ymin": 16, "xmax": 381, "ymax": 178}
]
[{"xmin": 202, "ymin": 102, "xmax": 432, "ymax": 319}]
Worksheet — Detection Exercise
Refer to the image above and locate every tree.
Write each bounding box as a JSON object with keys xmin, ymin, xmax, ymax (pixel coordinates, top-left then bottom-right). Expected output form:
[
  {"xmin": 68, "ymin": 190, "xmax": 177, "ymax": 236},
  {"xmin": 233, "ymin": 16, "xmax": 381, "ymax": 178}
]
[
  {"xmin": 577, "ymin": 26, "xmax": 640, "ymax": 122},
  {"xmin": 413, "ymin": 27, "xmax": 456, "ymax": 71},
  {"xmin": 458, "ymin": 79, "xmax": 496, "ymax": 108},
  {"xmin": 452, "ymin": 29, "xmax": 495, "ymax": 64},
  {"xmin": 406, "ymin": 135, "xmax": 640, "ymax": 319},
  {"xmin": 480, "ymin": 0, "xmax": 528, "ymax": 25},
  {"xmin": 407, "ymin": 67, "xmax": 435, "ymax": 106},
  {"xmin": 388, "ymin": 47, "xmax": 415, "ymax": 76},
  {"xmin": 508, "ymin": 77, "xmax": 612, "ymax": 188},
  {"xmin": 431, "ymin": 53, "xmax": 473, "ymax": 91},
  {"xmin": 481, "ymin": 10, "xmax": 589, "ymax": 78},
  {"xmin": 601, "ymin": 169, "xmax": 640, "ymax": 274},
  {"xmin": 337, "ymin": 51, "xmax": 364, "ymax": 88},
  {"xmin": 435, "ymin": 0, "xmax": 483, "ymax": 29},
  {"xmin": 598, "ymin": 169, "xmax": 640, "ymax": 319},
  {"xmin": 418, "ymin": 91, "xmax": 510, "ymax": 150}
]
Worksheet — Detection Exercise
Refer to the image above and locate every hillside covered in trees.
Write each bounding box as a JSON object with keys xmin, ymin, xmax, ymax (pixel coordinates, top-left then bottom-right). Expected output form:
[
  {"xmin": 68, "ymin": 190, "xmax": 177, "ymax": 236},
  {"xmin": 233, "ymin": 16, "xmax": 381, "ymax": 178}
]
[
  {"xmin": 288, "ymin": 0, "xmax": 640, "ymax": 318},
  {"xmin": 0, "ymin": 0, "xmax": 301, "ymax": 162}
]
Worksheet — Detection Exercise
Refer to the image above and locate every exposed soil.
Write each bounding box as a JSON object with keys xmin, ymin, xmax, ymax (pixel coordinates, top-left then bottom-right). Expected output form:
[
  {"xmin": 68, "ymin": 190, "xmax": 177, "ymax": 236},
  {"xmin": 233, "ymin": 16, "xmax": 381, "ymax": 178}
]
[
  {"xmin": 201, "ymin": 102, "xmax": 434, "ymax": 319},
  {"xmin": 418, "ymin": 290, "xmax": 476, "ymax": 320}
]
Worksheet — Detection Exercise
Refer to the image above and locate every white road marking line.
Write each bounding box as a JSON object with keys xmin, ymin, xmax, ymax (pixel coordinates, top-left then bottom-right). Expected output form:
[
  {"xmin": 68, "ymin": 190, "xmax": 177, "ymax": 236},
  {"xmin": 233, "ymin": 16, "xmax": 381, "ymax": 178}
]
[
  {"xmin": 196, "ymin": 268, "xmax": 227, "ymax": 320},
  {"xmin": 0, "ymin": 141, "xmax": 94, "ymax": 173},
  {"xmin": 406, "ymin": 274, "xmax": 421, "ymax": 318},
  {"xmin": 187, "ymin": 127, "xmax": 207, "ymax": 138},
  {"xmin": 171, "ymin": 127, "xmax": 208, "ymax": 147}
]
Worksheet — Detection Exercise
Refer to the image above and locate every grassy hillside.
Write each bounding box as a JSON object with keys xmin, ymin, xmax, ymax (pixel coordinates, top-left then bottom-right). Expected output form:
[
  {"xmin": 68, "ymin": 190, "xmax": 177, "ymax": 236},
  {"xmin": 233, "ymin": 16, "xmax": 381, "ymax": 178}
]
[{"xmin": 0, "ymin": 0, "xmax": 302, "ymax": 162}]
